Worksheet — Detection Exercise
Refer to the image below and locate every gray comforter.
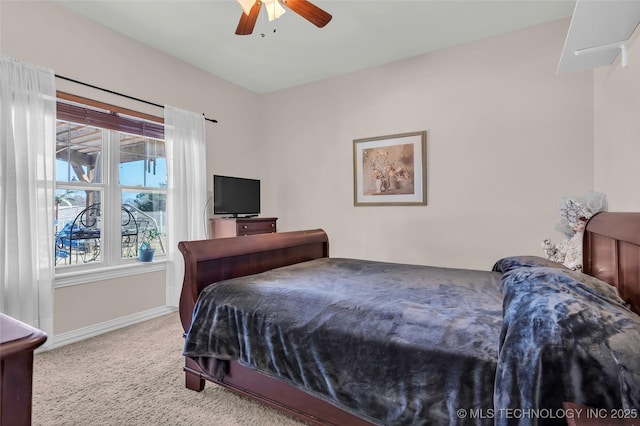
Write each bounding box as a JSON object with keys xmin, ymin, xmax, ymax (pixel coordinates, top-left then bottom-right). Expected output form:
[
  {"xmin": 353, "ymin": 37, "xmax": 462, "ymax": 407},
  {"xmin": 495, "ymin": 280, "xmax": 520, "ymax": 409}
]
[
  {"xmin": 493, "ymin": 257, "xmax": 640, "ymax": 425},
  {"xmin": 183, "ymin": 256, "xmax": 640, "ymax": 425}
]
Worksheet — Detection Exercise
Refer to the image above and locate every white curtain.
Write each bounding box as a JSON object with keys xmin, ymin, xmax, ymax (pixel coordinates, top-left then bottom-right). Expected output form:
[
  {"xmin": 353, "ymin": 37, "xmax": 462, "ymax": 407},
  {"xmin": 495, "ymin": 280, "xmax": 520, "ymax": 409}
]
[
  {"xmin": 164, "ymin": 105, "xmax": 207, "ymax": 307},
  {"xmin": 0, "ymin": 55, "xmax": 56, "ymax": 336}
]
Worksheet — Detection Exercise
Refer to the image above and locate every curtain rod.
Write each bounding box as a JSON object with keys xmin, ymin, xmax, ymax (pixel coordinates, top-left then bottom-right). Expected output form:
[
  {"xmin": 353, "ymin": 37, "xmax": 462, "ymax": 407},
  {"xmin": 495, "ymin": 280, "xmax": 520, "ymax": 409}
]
[{"xmin": 55, "ymin": 74, "xmax": 218, "ymax": 123}]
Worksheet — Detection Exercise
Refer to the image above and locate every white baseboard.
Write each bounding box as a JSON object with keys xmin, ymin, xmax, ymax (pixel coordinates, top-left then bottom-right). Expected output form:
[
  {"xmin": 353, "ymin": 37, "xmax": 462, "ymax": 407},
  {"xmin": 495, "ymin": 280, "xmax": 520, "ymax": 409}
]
[{"xmin": 39, "ymin": 305, "xmax": 177, "ymax": 352}]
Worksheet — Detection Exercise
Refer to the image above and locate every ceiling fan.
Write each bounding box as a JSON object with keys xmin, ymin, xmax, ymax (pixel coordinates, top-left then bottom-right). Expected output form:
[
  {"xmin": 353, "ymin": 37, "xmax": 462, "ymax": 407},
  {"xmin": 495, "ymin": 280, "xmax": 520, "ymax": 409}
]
[{"xmin": 235, "ymin": 0, "xmax": 332, "ymax": 35}]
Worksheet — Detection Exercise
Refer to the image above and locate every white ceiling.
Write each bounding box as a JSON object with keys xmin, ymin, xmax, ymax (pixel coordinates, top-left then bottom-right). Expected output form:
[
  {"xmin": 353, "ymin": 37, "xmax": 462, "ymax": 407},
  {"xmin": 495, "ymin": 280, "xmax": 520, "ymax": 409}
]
[{"xmin": 53, "ymin": 0, "xmax": 576, "ymax": 94}]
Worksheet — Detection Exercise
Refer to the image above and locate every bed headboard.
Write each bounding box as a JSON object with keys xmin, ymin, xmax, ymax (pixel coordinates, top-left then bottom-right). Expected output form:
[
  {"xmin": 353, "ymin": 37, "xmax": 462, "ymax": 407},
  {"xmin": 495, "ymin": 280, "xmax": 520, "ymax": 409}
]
[{"xmin": 583, "ymin": 212, "xmax": 640, "ymax": 314}]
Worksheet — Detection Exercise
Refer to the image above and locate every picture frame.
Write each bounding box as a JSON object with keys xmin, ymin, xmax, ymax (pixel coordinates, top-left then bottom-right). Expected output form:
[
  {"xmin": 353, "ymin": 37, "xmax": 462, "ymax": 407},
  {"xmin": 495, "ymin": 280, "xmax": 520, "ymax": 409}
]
[{"xmin": 353, "ymin": 131, "xmax": 427, "ymax": 206}]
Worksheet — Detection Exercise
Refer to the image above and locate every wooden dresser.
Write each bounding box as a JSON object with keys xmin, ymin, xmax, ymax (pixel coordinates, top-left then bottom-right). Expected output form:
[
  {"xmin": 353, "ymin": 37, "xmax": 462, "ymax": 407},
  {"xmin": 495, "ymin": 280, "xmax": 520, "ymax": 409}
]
[
  {"xmin": 0, "ymin": 313, "xmax": 47, "ymax": 426},
  {"xmin": 209, "ymin": 217, "xmax": 277, "ymax": 238}
]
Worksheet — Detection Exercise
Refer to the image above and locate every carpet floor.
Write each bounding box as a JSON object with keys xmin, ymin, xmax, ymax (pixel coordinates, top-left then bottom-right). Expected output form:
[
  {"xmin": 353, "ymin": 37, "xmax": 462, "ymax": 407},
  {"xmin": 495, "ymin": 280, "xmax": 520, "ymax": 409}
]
[{"xmin": 32, "ymin": 312, "xmax": 308, "ymax": 425}]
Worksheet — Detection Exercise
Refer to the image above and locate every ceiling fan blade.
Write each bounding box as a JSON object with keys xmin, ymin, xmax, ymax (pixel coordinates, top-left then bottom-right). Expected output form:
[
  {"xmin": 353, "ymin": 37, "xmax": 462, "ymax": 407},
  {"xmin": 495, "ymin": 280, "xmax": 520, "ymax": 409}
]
[
  {"xmin": 284, "ymin": 0, "xmax": 332, "ymax": 28},
  {"xmin": 235, "ymin": 1, "xmax": 261, "ymax": 35}
]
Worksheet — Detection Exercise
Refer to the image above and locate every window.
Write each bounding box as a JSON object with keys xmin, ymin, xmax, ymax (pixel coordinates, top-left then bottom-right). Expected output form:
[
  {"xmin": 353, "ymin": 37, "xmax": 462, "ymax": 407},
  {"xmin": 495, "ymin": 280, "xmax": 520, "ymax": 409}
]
[{"xmin": 54, "ymin": 95, "xmax": 166, "ymax": 268}]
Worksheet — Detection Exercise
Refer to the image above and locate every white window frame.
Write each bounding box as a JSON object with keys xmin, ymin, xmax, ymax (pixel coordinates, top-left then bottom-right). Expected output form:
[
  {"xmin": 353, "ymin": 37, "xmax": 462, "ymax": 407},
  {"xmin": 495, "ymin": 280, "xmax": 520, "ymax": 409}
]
[{"xmin": 54, "ymin": 95, "xmax": 167, "ymax": 288}]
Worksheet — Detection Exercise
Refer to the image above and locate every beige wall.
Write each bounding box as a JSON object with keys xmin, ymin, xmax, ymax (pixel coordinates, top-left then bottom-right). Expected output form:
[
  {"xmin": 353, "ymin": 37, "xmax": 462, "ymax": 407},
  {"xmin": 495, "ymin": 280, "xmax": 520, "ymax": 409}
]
[
  {"xmin": 259, "ymin": 19, "xmax": 595, "ymax": 269},
  {"xmin": 593, "ymin": 27, "xmax": 640, "ymax": 211},
  {"xmin": 54, "ymin": 271, "xmax": 165, "ymax": 334}
]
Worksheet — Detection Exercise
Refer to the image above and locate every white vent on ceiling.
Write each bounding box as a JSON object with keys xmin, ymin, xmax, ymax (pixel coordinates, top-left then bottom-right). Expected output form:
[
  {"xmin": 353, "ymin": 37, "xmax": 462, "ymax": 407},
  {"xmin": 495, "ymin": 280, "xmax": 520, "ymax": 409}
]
[{"xmin": 557, "ymin": 0, "xmax": 640, "ymax": 74}]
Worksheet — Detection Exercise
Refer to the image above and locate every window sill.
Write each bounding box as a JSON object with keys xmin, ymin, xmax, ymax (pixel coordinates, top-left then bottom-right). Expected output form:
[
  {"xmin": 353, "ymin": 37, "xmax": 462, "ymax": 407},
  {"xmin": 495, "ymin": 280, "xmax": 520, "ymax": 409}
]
[{"xmin": 55, "ymin": 258, "xmax": 166, "ymax": 288}]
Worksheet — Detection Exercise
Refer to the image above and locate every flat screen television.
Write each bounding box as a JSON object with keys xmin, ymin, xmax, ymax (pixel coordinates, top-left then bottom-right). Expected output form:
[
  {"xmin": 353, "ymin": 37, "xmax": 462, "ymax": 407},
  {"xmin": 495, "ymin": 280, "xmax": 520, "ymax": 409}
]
[{"xmin": 213, "ymin": 175, "xmax": 260, "ymax": 217}]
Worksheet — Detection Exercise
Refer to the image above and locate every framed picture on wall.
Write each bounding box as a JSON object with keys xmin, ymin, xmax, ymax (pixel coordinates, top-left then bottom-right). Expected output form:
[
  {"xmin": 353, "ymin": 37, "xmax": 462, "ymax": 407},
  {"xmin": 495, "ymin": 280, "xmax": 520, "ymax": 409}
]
[{"xmin": 353, "ymin": 131, "xmax": 427, "ymax": 206}]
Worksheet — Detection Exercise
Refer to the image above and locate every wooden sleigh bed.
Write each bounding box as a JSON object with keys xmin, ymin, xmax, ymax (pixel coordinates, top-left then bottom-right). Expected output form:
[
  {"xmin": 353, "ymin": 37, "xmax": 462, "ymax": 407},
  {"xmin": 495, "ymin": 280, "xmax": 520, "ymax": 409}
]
[{"xmin": 178, "ymin": 212, "xmax": 640, "ymax": 426}]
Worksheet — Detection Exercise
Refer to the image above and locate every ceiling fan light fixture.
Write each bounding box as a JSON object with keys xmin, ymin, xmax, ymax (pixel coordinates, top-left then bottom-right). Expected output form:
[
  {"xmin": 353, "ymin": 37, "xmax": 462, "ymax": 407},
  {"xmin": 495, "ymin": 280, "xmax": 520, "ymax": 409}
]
[
  {"xmin": 263, "ymin": 0, "xmax": 286, "ymax": 21},
  {"xmin": 236, "ymin": 0, "xmax": 256, "ymax": 16}
]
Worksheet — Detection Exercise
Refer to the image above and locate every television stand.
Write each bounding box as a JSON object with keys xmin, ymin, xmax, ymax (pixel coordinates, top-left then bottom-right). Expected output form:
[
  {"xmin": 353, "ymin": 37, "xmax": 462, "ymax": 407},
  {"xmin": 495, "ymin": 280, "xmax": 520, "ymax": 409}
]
[{"xmin": 209, "ymin": 217, "xmax": 277, "ymax": 238}]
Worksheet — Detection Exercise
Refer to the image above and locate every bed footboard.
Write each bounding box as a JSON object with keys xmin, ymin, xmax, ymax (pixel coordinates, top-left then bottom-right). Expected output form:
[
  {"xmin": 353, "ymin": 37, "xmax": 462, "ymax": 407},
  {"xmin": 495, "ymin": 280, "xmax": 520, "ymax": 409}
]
[
  {"xmin": 178, "ymin": 228, "xmax": 329, "ymax": 333},
  {"xmin": 176, "ymin": 229, "xmax": 376, "ymax": 425},
  {"xmin": 177, "ymin": 229, "xmax": 330, "ymax": 395}
]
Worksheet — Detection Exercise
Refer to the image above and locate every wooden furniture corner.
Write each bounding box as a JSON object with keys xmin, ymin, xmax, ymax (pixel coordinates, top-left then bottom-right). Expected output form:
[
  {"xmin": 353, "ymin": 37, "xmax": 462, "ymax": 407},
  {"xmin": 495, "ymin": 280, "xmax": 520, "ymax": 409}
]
[{"xmin": 0, "ymin": 313, "xmax": 47, "ymax": 426}]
